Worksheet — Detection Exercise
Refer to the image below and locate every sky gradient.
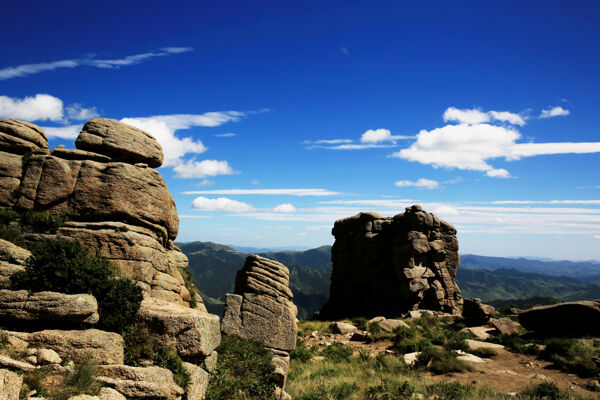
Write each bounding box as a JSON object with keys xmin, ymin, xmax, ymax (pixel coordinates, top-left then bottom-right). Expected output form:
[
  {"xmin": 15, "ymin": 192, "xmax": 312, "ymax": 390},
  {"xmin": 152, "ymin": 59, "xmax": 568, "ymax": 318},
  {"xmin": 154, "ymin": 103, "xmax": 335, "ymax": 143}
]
[{"xmin": 1, "ymin": 1, "xmax": 599, "ymax": 260}]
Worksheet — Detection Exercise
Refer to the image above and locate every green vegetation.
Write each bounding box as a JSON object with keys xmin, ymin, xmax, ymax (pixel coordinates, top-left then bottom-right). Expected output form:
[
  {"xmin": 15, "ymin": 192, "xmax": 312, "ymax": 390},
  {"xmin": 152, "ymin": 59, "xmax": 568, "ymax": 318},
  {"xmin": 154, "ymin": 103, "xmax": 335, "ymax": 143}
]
[
  {"xmin": 178, "ymin": 266, "xmax": 198, "ymax": 308},
  {"xmin": 538, "ymin": 338, "xmax": 600, "ymax": 378},
  {"xmin": 290, "ymin": 339, "xmax": 315, "ymax": 362},
  {"xmin": 11, "ymin": 238, "xmax": 143, "ymax": 333},
  {"xmin": 123, "ymin": 325, "xmax": 190, "ymax": 391},
  {"xmin": 521, "ymin": 382, "xmax": 574, "ymax": 400},
  {"xmin": 0, "ymin": 208, "xmax": 20, "ymax": 224},
  {"xmin": 21, "ymin": 211, "xmax": 67, "ymax": 231},
  {"xmin": 321, "ymin": 343, "xmax": 353, "ymax": 363},
  {"xmin": 205, "ymin": 335, "xmax": 277, "ymax": 400},
  {"xmin": 426, "ymin": 382, "xmax": 473, "ymax": 400},
  {"xmin": 0, "ymin": 226, "xmax": 26, "ymax": 247},
  {"xmin": 469, "ymin": 347, "xmax": 498, "ymax": 358},
  {"xmin": 366, "ymin": 379, "xmax": 415, "ymax": 399},
  {"xmin": 415, "ymin": 347, "xmax": 473, "ymax": 374}
]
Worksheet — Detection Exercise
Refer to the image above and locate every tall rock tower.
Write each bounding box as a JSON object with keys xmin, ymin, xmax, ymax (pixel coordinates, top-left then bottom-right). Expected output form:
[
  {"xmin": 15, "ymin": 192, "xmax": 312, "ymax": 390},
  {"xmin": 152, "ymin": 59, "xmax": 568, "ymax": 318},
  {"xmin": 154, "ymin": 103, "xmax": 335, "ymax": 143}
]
[{"xmin": 320, "ymin": 205, "xmax": 462, "ymax": 319}]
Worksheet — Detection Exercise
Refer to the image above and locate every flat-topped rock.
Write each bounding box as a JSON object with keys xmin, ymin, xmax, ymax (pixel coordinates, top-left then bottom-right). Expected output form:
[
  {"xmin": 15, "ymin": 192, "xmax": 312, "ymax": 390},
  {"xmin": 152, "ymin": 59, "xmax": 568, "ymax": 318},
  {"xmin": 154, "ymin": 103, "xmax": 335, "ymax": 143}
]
[
  {"xmin": 0, "ymin": 290, "xmax": 99, "ymax": 324},
  {"xmin": 26, "ymin": 329, "xmax": 124, "ymax": 365},
  {"xmin": 76, "ymin": 118, "xmax": 163, "ymax": 168},
  {"xmin": 0, "ymin": 119, "xmax": 48, "ymax": 154},
  {"xmin": 136, "ymin": 297, "xmax": 221, "ymax": 358},
  {"xmin": 518, "ymin": 300, "xmax": 600, "ymax": 336},
  {"xmin": 96, "ymin": 365, "xmax": 184, "ymax": 399}
]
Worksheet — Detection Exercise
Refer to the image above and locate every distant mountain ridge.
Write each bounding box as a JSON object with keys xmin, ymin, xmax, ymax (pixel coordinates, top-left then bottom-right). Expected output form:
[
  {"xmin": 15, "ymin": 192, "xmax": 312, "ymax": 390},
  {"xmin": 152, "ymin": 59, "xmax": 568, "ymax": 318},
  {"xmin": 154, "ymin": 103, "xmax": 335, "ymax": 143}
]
[{"xmin": 177, "ymin": 241, "xmax": 600, "ymax": 319}]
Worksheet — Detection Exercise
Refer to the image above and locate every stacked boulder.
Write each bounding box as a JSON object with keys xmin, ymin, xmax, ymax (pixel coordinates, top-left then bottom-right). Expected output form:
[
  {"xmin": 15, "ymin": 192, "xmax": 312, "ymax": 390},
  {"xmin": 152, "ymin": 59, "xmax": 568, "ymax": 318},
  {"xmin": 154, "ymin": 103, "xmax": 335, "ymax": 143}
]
[
  {"xmin": 0, "ymin": 118, "xmax": 220, "ymax": 399},
  {"xmin": 221, "ymin": 255, "xmax": 298, "ymax": 400},
  {"xmin": 320, "ymin": 205, "xmax": 462, "ymax": 319}
]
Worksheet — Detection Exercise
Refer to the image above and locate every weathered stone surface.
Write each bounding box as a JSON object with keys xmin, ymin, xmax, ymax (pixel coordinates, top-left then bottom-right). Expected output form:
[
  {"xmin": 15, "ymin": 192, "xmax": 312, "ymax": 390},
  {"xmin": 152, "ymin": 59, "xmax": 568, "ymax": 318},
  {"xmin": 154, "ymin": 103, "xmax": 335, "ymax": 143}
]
[
  {"xmin": 99, "ymin": 387, "xmax": 126, "ymax": 400},
  {"xmin": 460, "ymin": 326, "xmax": 495, "ymax": 341},
  {"xmin": 0, "ymin": 119, "xmax": 48, "ymax": 154},
  {"xmin": 96, "ymin": 365, "xmax": 184, "ymax": 399},
  {"xmin": 455, "ymin": 350, "xmax": 484, "ymax": 363},
  {"xmin": 0, "ymin": 239, "xmax": 30, "ymax": 289},
  {"xmin": 466, "ymin": 339, "xmax": 504, "ymax": 351},
  {"xmin": 222, "ymin": 255, "xmax": 298, "ymax": 352},
  {"xmin": 26, "ymin": 329, "xmax": 124, "ymax": 365},
  {"xmin": 0, "ymin": 151, "xmax": 23, "ymax": 206},
  {"xmin": 222, "ymin": 255, "xmax": 298, "ymax": 399},
  {"xmin": 201, "ymin": 351, "xmax": 218, "ymax": 374},
  {"xmin": 76, "ymin": 118, "xmax": 163, "ymax": 168},
  {"xmin": 15, "ymin": 155, "xmax": 178, "ymax": 239},
  {"xmin": 368, "ymin": 316, "xmax": 385, "ymax": 324},
  {"xmin": 489, "ymin": 317, "xmax": 517, "ymax": 335},
  {"xmin": 0, "ymin": 354, "xmax": 35, "ymax": 371},
  {"xmin": 182, "ymin": 362, "xmax": 209, "ymax": 400},
  {"xmin": 51, "ymin": 147, "xmax": 112, "ymax": 162},
  {"xmin": 36, "ymin": 348, "xmax": 62, "ymax": 365},
  {"xmin": 0, "ymin": 290, "xmax": 99, "ymax": 324},
  {"xmin": 329, "ymin": 322, "xmax": 356, "ymax": 334},
  {"xmin": 0, "ymin": 368, "xmax": 22, "ymax": 400},
  {"xmin": 518, "ymin": 300, "xmax": 600, "ymax": 336},
  {"xmin": 136, "ymin": 297, "xmax": 221, "ymax": 358},
  {"xmin": 462, "ymin": 298, "xmax": 495, "ymax": 324},
  {"xmin": 320, "ymin": 206, "xmax": 462, "ymax": 319},
  {"xmin": 378, "ymin": 319, "xmax": 410, "ymax": 333}
]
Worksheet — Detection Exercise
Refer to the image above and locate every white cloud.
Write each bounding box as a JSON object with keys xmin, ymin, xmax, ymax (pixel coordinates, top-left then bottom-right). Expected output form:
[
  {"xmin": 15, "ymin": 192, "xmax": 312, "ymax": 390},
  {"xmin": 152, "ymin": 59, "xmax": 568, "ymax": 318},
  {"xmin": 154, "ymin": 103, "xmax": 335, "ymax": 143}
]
[
  {"xmin": 594, "ymin": 235, "xmax": 600, "ymax": 239},
  {"xmin": 273, "ymin": 203, "xmax": 296, "ymax": 213},
  {"xmin": 321, "ymin": 143, "xmax": 398, "ymax": 150},
  {"xmin": 488, "ymin": 111, "xmax": 526, "ymax": 126},
  {"xmin": 191, "ymin": 196, "xmax": 255, "ymax": 212},
  {"xmin": 395, "ymin": 178, "xmax": 439, "ymax": 189},
  {"xmin": 492, "ymin": 200, "xmax": 600, "ymax": 205},
  {"xmin": 215, "ymin": 132, "xmax": 237, "ymax": 137},
  {"xmin": 65, "ymin": 104, "xmax": 99, "ymax": 121},
  {"xmin": 434, "ymin": 206, "xmax": 460, "ymax": 216},
  {"xmin": 183, "ymin": 188, "xmax": 341, "ymax": 196},
  {"xmin": 42, "ymin": 124, "xmax": 83, "ymax": 139},
  {"xmin": 540, "ymin": 106, "xmax": 569, "ymax": 118},
  {"xmin": 303, "ymin": 139, "xmax": 354, "ymax": 145},
  {"xmin": 393, "ymin": 107, "xmax": 600, "ymax": 177},
  {"xmin": 0, "ymin": 47, "xmax": 193, "ymax": 80},
  {"xmin": 443, "ymin": 107, "xmax": 490, "ymax": 125},
  {"xmin": 197, "ymin": 179, "xmax": 215, "ymax": 186},
  {"xmin": 172, "ymin": 159, "xmax": 236, "ymax": 179},
  {"xmin": 121, "ymin": 111, "xmax": 243, "ymax": 167},
  {"xmin": 0, "ymin": 94, "xmax": 63, "ymax": 121},
  {"xmin": 360, "ymin": 129, "xmax": 414, "ymax": 143}
]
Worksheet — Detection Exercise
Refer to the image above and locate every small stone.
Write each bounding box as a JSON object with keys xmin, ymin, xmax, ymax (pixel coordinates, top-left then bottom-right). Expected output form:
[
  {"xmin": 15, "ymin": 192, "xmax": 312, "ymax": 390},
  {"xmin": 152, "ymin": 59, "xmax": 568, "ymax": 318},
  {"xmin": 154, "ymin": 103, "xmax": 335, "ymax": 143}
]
[
  {"xmin": 489, "ymin": 317, "xmax": 517, "ymax": 335},
  {"xmin": 99, "ymin": 388, "xmax": 126, "ymax": 400},
  {"xmin": 378, "ymin": 319, "xmax": 409, "ymax": 333},
  {"xmin": 368, "ymin": 316, "xmax": 386, "ymax": 324},
  {"xmin": 403, "ymin": 352, "xmax": 421, "ymax": 366},
  {"xmin": 350, "ymin": 332, "xmax": 369, "ymax": 342},
  {"xmin": 0, "ymin": 354, "xmax": 36, "ymax": 371},
  {"xmin": 466, "ymin": 339, "xmax": 504, "ymax": 351},
  {"xmin": 329, "ymin": 322, "xmax": 357, "ymax": 334},
  {"xmin": 36, "ymin": 349, "xmax": 62, "ymax": 365}
]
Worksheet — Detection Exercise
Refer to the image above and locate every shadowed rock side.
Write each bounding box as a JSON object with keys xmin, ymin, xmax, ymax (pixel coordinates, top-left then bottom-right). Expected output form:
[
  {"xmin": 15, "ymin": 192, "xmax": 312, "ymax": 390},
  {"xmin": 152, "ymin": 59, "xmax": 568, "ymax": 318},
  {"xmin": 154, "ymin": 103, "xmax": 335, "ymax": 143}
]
[
  {"xmin": 518, "ymin": 300, "xmax": 600, "ymax": 336},
  {"xmin": 221, "ymin": 254, "xmax": 298, "ymax": 400},
  {"xmin": 320, "ymin": 205, "xmax": 462, "ymax": 319},
  {"xmin": 0, "ymin": 118, "xmax": 220, "ymax": 399}
]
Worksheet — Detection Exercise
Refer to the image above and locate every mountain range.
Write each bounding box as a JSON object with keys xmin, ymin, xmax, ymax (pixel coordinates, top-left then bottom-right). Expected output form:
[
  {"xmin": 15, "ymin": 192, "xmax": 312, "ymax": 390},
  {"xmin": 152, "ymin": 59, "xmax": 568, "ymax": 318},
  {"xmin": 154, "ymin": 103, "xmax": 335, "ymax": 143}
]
[{"xmin": 177, "ymin": 242, "xmax": 600, "ymax": 318}]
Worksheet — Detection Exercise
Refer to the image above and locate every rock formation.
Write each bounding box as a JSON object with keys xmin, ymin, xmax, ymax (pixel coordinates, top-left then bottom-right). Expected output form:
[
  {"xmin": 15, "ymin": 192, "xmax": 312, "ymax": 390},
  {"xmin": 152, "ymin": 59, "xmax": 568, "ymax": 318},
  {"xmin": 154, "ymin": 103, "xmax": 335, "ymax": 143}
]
[
  {"xmin": 221, "ymin": 254, "xmax": 298, "ymax": 400},
  {"xmin": 320, "ymin": 205, "xmax": 462, "ymax": 319},
  {"xmin": 518, "ymin": 300, "xmax": 600, "ymax": 336},
  {"xmin": 0, "ymin": 118, "xmax": 220, "ymax": 399}
]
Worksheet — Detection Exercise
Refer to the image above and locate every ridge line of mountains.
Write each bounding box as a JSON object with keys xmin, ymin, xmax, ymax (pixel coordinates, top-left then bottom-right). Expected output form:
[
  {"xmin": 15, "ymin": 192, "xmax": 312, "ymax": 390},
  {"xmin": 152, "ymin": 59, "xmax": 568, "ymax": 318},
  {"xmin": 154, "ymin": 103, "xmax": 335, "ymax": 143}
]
[{"xmin": 177, "ymin": 241, "xmax": 600, "ymax": 319}]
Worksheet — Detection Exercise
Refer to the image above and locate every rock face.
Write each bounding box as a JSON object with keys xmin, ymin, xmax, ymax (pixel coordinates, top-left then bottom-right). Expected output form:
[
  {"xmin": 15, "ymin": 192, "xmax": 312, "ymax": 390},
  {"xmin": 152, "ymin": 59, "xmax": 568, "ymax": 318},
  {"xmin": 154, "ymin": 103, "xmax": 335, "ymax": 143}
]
[
  {"xmin": 0, "ymin": 290, "xmax": 99, "ymax": 324},
  {"xmin": 320, "ymin": 206, "xmax": 462, "ymax": 319},
  {"xmin": 462, "ymin": 298, "xmax": 496, "ymax": 324},
  {"xmin": 221, "ymin": 254, "xmax": 298, "ymax": 400},
  {"xmin": 0, "ymin": 368, "xmax": 22, "ymax": 400},
  {"xmin": 0, "ymin": 118, "xmax": 219, "ymax": 398},
  {"xmin": 518, "ymin": 300, "xmax": 600, "ymax": 336}
]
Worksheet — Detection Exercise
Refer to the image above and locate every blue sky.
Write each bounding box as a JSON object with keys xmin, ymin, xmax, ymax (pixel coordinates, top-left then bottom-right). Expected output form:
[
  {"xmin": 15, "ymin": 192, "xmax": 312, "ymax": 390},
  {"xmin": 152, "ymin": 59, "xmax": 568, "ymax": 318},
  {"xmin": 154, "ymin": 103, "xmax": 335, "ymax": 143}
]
[{"xmin": 1, "ymin": 1, "xmax": 599, "ymax": 260}]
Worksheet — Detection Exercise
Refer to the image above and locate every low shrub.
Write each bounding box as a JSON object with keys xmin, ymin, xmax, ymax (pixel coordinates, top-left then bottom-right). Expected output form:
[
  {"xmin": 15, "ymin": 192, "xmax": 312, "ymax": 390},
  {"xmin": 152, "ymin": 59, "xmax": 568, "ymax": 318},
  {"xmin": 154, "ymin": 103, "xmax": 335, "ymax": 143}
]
[
  {"xmin": 0, "ymin": 209, "xmax": 20, "ymax": 224},
  {"xmin": 539, "ymin": 338, "xmax": 600, "ymax": 378},
  {"xmin": 309, "ymin": 366, "xmax": 341, "ymax": 379},
  {"xmin": 366, "ymin": 379, "xmax": 415, "ymax": 400},
  {"xmin": 372, "ymin": 354, "xmax": 410, "ymax": 374},
  {"xmin": 321, "ymin": 343, "xmax": 353, "ymax": 363},
  {"xmin": 205, "ymin": 335, "xmax": 277, "ymax": 400},
  {"xmin": 415, "ymin": 347, "xmax": 473, "ymax": 374},
  {"xmin": 290, "ymin": 339, "xmax": 314, "ymax": 362},
  {"xmin": 123, "ymin": 325, "xmax": 190, "ymax": 391},
  {"xmin": 469, "ymin": 347, "xmax": 498, "ymax": 358},
  {"xmin": 351, "ymin": 317, "xmax": 369, "ymax": 330},
  {"xmin": 0, "ymin": 226, "xmax": 26, "ymax": 247},
  {"xmin": 297, "ymin": 387, "xmax": 328, "ymax": 400},
  {"xmin": 489, "ymin": 335, "xmax": 540, "ymax": 355},
  {"xmin": 426, "ymin": 381, "xmax": 473, "ymax": 400},
  {"xmin": 521, "ymin": 381, "xmax": 569, "ymax": 400},
  {"xmin": 11, "ymin": 238, "xmax": 143, "ymax": 333},
  {"xmin": 22, "ymin": 211, "xmax": 67, "ymax": 231},
  {"xmin": 330, "ymin": 382, "xmax": 357, "ymax": 400}
]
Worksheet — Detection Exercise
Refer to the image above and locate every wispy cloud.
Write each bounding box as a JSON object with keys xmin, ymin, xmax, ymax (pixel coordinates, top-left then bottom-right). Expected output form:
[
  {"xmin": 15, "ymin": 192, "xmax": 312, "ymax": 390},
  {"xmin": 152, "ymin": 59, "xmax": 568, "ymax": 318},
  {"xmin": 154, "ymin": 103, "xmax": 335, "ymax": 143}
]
[
  {"xmin": 393, "ymin": 106, "xmax": 600, "ymax": 178},
  {"xmin": 395, "ymin": 178, "xmax": 439, "ymax": 189},
  {"xmin": 491, "ymin": 200, "xmax": 600, "ymax": 205},
  {"xmin": 183, "ymin": 188, "xmax": 341, "ymax": 196},
  {"xmin": 303, "ymin": 139, "xmax": 353, "ymax": 145},
  {"xmin": 304, "ymin": 129, "xmax": 414, "ymax": 150},
  {"xmin": 173, "ymin": 159, "xmax": 237, "ymax": 179},
  {"xmin": 444, "ymin": 107, "xmax": 526, "ymax": 126},
  {"xmin": 539, "ymin": 106, "xmax": 570, "ymax": 119},
  {"xmin": 0, "ymin": 47, "xmax": 193, "ymax": 80},
  {"xmin": 214, "ymin": 132, "xmax": 237, "ymax": 137}
]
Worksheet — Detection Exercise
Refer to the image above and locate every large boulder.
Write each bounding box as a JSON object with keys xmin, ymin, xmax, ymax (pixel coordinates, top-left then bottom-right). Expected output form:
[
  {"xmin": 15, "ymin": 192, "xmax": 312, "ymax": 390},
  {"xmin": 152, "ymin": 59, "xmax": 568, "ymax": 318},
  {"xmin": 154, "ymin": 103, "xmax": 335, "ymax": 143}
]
[
  {"xmin": 75, "ymin": 118, "xmax": 163, "ymax": 168},
  {"xmin": 182, "ymin": 362, "xmax": 209, "ymax": 400},
  {"xmin": 0, "ymin": 152, "xmax": 23, "ymax": 206},
  {"xmin": 96, "ymin": 365, "xmax": 184, "ymax": 399},
  {"xmin": 320, "ymin": 205, "xmax": 462, "ymax": 319},
  {"xmin": 0, "ymin": 368, "xmax": 22, "ymax": 400},
  {"xmin": 0, "ymin": 290, "xmax": 99, "ymax": 324},
  {"xmin": 222, "ymin": 255, "xmax": 298, "ymax": 352},
  {"xmin": 0, "ymin": 119, "xmax": 48, "ymax": 154},
  {"xmin": 0, "ymin": 239, "xmax": 29, "ymax": 289},
  {"xmin": 518, "ymin": 300, "xmax": 600, "ymax": 336},
  {"xmin": 462, "ymin": 298, "xmax": 495, "ymax": 324},
  {"xmin": 136, "ymin": 297, "xmax": 220, "ymax": 358},
  {"xmin": 221, "ymin": 255, "xmax": 298, "ymax": 400},
  {"xmin": 26, "ymin": 329, "xmax": 124, "ymax": 364}
]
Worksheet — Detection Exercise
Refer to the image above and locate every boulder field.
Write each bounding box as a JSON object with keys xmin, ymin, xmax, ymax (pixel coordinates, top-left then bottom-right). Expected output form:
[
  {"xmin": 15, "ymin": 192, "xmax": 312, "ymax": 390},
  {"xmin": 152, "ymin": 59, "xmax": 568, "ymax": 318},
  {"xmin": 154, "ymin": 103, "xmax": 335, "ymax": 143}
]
[{"xmin": 320, "ymin": 205, "xmax": 463, "ymax": 319}]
